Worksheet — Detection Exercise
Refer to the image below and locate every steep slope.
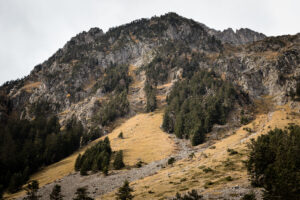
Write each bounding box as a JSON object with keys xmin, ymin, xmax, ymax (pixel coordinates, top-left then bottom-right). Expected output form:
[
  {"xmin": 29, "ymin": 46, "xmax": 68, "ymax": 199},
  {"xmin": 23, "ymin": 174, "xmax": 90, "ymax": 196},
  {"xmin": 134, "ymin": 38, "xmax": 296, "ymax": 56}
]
[
  {"xmin": 0, "ymin": 12, "xmax": 222, "ymax": 130},
  {"xmin": 101, "ymin": 100, "xmax": 300, "ymax": 200},
  {"xmin": 6, "ymin": 111, "xmax": 175, "ymax": 199},
  {"xmin": 1, "ymin": 12, "xmax": 300, "ymax": 199}
]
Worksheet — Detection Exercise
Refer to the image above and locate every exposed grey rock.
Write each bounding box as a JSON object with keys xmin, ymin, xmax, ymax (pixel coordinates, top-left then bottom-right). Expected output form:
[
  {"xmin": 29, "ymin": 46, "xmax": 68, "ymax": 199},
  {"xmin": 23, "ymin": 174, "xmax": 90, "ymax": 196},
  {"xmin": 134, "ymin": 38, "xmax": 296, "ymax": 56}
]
[
  {"xmin": 0, "ymin": 12, "xmax": 299, "ymax": 130},
  {"xmin": 200, "ymin": 23, "xmax": 266, "ymax": 45}
]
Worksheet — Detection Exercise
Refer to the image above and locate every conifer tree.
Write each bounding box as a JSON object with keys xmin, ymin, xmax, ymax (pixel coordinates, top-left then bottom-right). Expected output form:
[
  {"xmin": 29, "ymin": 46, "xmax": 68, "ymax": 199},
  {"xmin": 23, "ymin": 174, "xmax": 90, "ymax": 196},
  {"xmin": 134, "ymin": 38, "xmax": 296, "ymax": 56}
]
[
  {"xmin": 23, "ymin": 180, "xmax": 40, "ymax": 200},
  {"xmin": 73, "ymin": 187, "xmax": 94, "ymax": 200},
  {"xmin": 115, "ymin": 180, "xmax": 133, "ymax": 200},
  {"xmin": 50, "ymin": 184, "xmax": 63, "ymax": 200},
  {"xmin": 113, "ymin": 150, "xmax": 125, "ymax": 170},
  {"xmin": 74, "ymin": 154, "xmax": 81, "ymax": 171}
]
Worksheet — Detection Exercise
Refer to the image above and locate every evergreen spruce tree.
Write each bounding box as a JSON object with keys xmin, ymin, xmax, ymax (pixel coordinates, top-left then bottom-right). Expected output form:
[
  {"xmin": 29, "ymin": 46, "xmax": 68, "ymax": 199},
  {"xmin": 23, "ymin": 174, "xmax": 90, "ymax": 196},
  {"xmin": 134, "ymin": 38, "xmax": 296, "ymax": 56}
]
[
  {"xmin": 118, "ymin": 132, "xmax": 124, "ymax": 139},
  {"xmin": 23, "ymin": 180, "xmax": 40, "ymax": 200},
  {"xmin": 113, "ymin": 150, "xmax": 125, "ymax": 170},
  {"xmin": 115, "ymin": 180, "xmax": 133, "ymax": 200},
  {"xmin": 191, "ymin": 131, "xmax": 204, "ymax": 146},
  {"xmin": 0, "ymin": 185, "xmax": 3, "ymax": 200},
  {"xmin": 73, "ymin": 187, "xmax": 93, "ymax": 200},
  {"xmin": 50, "ymin": 184, "xmax": 63, "ymax": 200},
  {"xmin": 74, "ymin": 154, "xmax": 81, "ymax": 171}
]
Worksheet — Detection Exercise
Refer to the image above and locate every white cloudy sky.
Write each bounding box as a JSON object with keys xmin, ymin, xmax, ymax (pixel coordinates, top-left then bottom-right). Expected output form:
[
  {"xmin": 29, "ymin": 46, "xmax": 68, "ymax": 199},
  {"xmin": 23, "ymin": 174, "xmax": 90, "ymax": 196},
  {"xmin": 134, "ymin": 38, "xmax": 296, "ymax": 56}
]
[{"xmin": 0, "ymin": 0, "xmax": 299, "ymax": 85}]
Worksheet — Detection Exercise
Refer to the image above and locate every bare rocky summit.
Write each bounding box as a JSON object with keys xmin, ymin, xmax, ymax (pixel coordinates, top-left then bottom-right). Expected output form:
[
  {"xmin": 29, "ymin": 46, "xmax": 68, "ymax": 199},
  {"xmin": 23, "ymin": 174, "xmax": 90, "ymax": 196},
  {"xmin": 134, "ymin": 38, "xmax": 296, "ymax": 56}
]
[{"xmin": 1, "ymin": 13, "xmax": 299, "ymax": 133}]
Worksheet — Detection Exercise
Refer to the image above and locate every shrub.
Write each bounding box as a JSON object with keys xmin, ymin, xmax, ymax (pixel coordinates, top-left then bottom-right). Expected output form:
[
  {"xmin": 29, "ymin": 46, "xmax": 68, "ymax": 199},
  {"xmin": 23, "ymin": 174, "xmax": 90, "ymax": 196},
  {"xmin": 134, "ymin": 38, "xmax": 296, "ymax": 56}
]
[
  {"xmin": 224, "ymin": 176, "xmax": 233, "ymax": 182},
  {"xmin": 168, "ymin": 157, "xmax": 176, "ymax": 165},
  {"xmin": 116, "ymin": 180, "xmax": 133, "ymax": 200},
  {"xmin": 172, "ymin": 189, "xmax": 203, "ymax": 200},
  {"xmin": 204, "ymin": 181, "xmax": 214, "ymax": 188},
  {"xmin": 243, "ymin": 127, "xmax": 252, "ymax": 133},
  {"xmin": 241, "ymin": 192, "xmax": 256, "ymax": 200},
  {"xmin": 118, "ymin": 132, "xmax": 124, "ymax": 139},
  {"xmin": 50, "ymin": 184, "xmax": 63, "ymax": 200},
  {"xmin": 135, "ymin": 161, "xmax": 143, "ymax": 168},
  {"xmin": 241, "ymin": 116, "xmax": 251, "ymax": 125},
  {"xmin": 227, "ymin": 148, "xmax": 238, "ymax": 155},
  {"xmin": 203, "ymin": 167, "xmax": 213, "ymax": 173},
  {"xmin": 73, "ymin": 187, "xmax": 93, "ymax": 200}
]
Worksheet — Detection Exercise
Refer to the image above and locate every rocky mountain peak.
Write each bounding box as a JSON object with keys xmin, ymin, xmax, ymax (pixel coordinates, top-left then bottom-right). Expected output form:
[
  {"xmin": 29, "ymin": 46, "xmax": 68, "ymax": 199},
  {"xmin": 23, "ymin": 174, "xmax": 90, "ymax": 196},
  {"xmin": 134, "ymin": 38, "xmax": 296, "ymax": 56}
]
[{"xmin": 0, "ymin": 13, "xmax": 298, "ymax": 132}]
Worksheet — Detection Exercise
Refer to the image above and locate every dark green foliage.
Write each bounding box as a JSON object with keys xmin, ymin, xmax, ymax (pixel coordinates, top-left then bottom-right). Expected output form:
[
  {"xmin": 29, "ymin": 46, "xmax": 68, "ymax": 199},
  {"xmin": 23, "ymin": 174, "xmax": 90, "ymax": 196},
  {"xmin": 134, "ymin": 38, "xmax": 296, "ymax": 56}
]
[
  {"xmin": 113, "ymin": 150, "xmax": 125, "ymax": 170},
  {"xmin": 8, "ymin": 173, "xmax": 24, "ymax": 193},
  {"xmin": 144, "ymin": 42, "xmax": 204, "ymax": 85},
  {"xmin": 74, "ymin": 154, "xmax": 82, "ymax": 171},
  {"xmin": 118, "ymin": 132, "xmax": 124, "ymax": 139},
  {"xmin": 241, "ymin": 192, "xmax": 256, "ymax": 200},
  {"xmin": 81, "ymin": 128, "xmax": 102, "ymax": 146},
  {"xmin": 202, "ymin": 167, "xmax": 213, "ymax": 173},
  {"xmin": 135, "ymin": 161, "xmax": 143, "ymax": 168},
  {"xmin": 73, "ymin": 187, "xmax": 94, "ymax": 200},
  {"xmin": 91, "ymin": 64, "xmax": 131, "ymax": 127},
  {"xmin": 0, "ymin": 116, "xmax": 84, "ymax": 193},
  {"xmin": 224, "ymin": 176, "xmax": 233, "ymax": 181},
  {"xmin": 191, "ymin": 131, "xmax": 205, "ymax": 146},
  {"xmin": 241, "ymin": 116, "xmax": 251, "ymax": 125},
  {"xmin": 75, "ymin": 137, "xmax": 112, "ymax": 175},
  {"xmin": 145, "ymin": 56, "xmax": 169, "ymax": 84},
  {"xmin": 227, "ymin": 148, "xmax": 238, "ymax": 155},
  {"xmin": 168, "ymin": 157, "xmax": 175, "ymax": 165},
  {"xmin": 94, "ymin": 91, "xmax": 130, "ymax": 126},
  {"xmin": 23, "ymin": 180, "xmax": 40, "ymax": 200},
  {"xmin": 246, "ymin": 126, "xmax": 300, "ymax": 200},
  {"xmin": 296, "ymin": 82, "xmax": 300, "ymax": 97},
  {"xmin": 163, "ymin": 70, "xmax": 238, "ymax": 145},
  {"xmin": 144, "ymin": 81, "xmax": 157, "ymax": 112},
  {"xmin": 29, "ymin": 101, "xmax": 60, "ymax": 116},
  {"xmin": 115, "ymin": 180, "xmax": 133, "ymax": 200},
  {"xmin": 100, "ymin": 64, "xmax": 132, "ymax": 93},
  {"xmin": 0, "ymin": 185, "xmax": 3, "ymax": 200},
  {"xmin": 172, "ymin": 189, "xmax": 203, "ymax": 200},
  {"xmin": 50, "ymin": 184, "xmax": 63, "ymax": 200}
]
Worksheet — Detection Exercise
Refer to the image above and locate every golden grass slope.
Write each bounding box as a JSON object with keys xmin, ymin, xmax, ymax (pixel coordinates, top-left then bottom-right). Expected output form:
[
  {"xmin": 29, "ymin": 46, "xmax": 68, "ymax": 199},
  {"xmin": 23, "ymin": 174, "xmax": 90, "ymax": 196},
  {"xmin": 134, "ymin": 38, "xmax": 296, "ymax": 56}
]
[
  {"xmin": 100, "ymin": 100, "xmax": 300, "ymax": 200},
  {"xmin": 5, "ymin": 111, "xmax": 175, "ymax": 199}
]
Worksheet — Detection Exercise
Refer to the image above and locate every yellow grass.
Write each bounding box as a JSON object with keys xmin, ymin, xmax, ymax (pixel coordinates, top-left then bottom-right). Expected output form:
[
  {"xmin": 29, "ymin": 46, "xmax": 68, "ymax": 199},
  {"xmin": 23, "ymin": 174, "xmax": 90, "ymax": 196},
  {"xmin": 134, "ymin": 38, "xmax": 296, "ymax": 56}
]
[
  {"xmin": 100, "ymin": 101, "xmax": 300, "ymax": 199},
  {"xmin": 5, "ymin": 111, "xmax": 174, "ymax": 199},
  {"xmin": 83, "ymin": 79, "xmax": 97, "ymax": 91},
  {"xmin": 107, "ymin": 110, "xmax": 175, "ymax": 165},
  {"xmin": 21, "ymin": 82, "xmax": 42, "ymax": 93},
  {"xmin": 129, "ymin": 32, "xmax": 139, "ymax": 43}
]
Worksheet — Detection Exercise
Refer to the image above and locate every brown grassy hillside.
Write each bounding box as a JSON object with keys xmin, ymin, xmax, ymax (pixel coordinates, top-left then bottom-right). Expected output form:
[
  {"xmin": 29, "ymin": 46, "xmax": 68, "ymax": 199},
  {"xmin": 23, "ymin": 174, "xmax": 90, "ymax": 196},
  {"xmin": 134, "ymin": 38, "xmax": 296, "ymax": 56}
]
[{"xmin": 100, "ymin": 100, "xmax": 300, "ymax": 199}]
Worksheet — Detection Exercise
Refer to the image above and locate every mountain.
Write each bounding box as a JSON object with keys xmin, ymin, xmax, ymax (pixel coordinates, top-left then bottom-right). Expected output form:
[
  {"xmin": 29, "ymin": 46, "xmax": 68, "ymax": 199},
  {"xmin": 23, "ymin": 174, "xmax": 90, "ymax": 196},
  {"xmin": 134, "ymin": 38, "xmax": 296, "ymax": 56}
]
[{"xmin": 1, "ymin": 12, "xmax": 300, "ymax": 199}]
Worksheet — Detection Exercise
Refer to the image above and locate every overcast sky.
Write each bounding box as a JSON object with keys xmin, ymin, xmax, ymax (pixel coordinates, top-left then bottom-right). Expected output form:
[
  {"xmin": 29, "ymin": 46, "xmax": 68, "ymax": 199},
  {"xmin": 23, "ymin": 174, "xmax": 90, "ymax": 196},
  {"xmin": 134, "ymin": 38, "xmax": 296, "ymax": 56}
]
[{"xmin": 0, "ymin": 0, "xmax": 299, "ymax": 85}]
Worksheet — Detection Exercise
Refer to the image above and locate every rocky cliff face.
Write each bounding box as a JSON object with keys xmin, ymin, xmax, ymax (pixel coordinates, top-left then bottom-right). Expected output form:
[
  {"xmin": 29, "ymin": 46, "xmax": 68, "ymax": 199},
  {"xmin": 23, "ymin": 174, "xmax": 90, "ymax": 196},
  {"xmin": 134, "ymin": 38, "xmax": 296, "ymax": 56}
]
[
  {"xmin": 0, "ymin": 12, "xmax": 299, "ymax": 131},
  {"xmin": 200, "ymin": 23, "xmax": 266, "ymax": 45}
]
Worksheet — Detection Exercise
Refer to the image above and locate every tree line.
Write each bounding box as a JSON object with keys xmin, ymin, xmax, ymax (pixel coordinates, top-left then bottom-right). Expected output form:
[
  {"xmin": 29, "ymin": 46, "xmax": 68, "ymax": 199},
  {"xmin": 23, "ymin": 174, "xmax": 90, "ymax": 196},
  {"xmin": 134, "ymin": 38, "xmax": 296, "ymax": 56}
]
[
  {"xmin": 246, "ymin": 125, "xmax": 300, "ymax": 200},
  {"xmin": 162, "ymin": 70, "xmax": 238, "ymax": 146},
  {"xmin": 75, "ymin": 137, "xmax": 125, "ymax": 175},
  {"xmin": 0, "ymin": 115, "xmax": 85, "ymax": 193}
]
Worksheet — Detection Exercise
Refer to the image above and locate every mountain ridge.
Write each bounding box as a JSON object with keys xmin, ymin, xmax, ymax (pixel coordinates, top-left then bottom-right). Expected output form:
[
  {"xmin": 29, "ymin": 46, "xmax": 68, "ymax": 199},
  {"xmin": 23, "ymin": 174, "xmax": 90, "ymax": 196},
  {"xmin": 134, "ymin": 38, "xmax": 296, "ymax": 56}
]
[{"xmin": 1, "ymin": 12, "xmax": 300, "ymax": 199}]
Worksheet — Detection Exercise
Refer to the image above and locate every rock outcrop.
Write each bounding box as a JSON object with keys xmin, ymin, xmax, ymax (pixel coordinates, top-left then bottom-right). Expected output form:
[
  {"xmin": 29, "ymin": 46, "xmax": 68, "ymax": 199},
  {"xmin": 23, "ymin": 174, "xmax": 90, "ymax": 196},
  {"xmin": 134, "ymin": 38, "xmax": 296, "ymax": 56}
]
[{"xmin": 0, "ymin": 12, "xmax": 299, "ymax": 130}]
